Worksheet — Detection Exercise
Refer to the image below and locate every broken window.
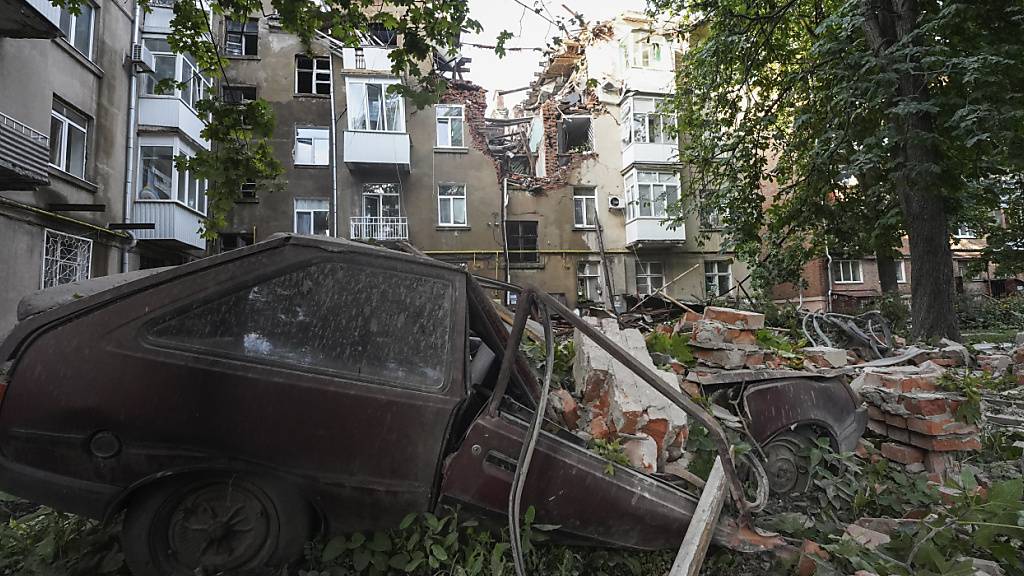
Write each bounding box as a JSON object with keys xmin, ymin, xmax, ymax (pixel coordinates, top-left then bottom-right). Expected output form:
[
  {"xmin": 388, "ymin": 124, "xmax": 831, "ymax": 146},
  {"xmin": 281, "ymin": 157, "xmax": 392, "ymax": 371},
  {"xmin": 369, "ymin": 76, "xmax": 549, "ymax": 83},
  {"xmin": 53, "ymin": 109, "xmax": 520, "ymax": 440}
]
[
  {"xmin": 435, "ymin": 104, "xmax": 465, "ymax": 148},
  {"xmin": 573, "ymin": 187, "xmax": 597, "ymax": 228},
  {"xmin": 367, "ymin": 22, "xmax": 399, "ymax": 47},
  {"xmin": 239, "ymin": 181, "xmax": 257, "ymax": 199},
  {"xmin": 296, "ymin": 55, "xmax": 331, "ymax": 95},
  {"xmin": 636, "ymin": 261, "xmax": 664, "ymax": 295},
  {"xmin": 294, "ymin": 127, "xmax": 330, "ymax": 166},
  {"xmin": 147, "ymin": 261, "xmax": 455, "ymax": 389},
  {"xmin": 223, "ymin": 85, "xmax": 257, "ymax": 103},
  {"xmin": 437, "ymin": 183, "xmax": 467, "ymax": 226},
  {"xmin": 42, "ymin": 229, "xmax": 92, "ymax": 289},
  {"xmin": 294, "ymin": 198, "xmax": 330, "ymax": 235},
  {"xmin": 226, "ymin": 19, "xmax": 259, "ymax": 56},
  {"xmin": 143, "ymin": 38, "xmax": 176, "ymax": 96},
  {"xmin": 704, "ymin": 261, "xmax": 731, "ymax": 296},
  {"xmin": 624, "ymin": 97, "xmax": 675, "ymax": 145},
  {"xmin": 577, "ymin": 261, "xmax": 602, "ymax": 302},
  {"xmin": 347, "ymin": 79, "xmax": 404, "ymax": 132},
  {"xmin": 831, "ymin": 260, "xmax": 862, "ymax": 283},
  {"xmin": 505, "ymin": 221, "xmax": 539, "ymax": 264},
  {"xmin": 558, "ymin": 115, "xmax": 592, "ymax": 155}
]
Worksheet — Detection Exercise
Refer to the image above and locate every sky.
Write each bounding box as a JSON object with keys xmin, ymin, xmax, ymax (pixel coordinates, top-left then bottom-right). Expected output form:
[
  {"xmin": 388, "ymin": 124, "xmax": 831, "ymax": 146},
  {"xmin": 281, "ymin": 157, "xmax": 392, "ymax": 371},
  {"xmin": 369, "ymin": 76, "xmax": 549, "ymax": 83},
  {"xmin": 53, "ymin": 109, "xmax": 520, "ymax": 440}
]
[{"xmin": 462, "ymin": 0, "xmax": 647, "ymax": 111}]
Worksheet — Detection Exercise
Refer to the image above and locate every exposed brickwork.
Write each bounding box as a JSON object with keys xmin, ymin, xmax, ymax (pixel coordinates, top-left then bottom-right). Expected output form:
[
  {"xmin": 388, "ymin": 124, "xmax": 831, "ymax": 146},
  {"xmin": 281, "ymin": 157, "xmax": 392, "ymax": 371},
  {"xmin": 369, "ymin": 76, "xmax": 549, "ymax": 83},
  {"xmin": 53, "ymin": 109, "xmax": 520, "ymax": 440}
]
[{"xmin": 881, "ymin": 442, "xmax": 925, "ymax": 464}]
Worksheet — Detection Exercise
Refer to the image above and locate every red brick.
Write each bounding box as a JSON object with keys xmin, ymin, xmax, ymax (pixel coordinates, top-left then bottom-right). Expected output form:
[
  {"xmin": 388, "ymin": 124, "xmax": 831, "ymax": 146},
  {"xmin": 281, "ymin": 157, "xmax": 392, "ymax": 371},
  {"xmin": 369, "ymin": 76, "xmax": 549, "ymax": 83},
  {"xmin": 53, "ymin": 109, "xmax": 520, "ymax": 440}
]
[
  {"xmin": 641, "ymin": 418, "xmax": 670, "ymax": 453},
  {"xmin": 929, "ymin": 358, "xmax": 958, "ymax": 367},
  {"xmin": 588, "ymin": 417, "xmax": 610, "ymax": 440},
  {"xmin": 702, "ymin": 306, "xmax": 765, "ymax": 329},
  {"xmin": 867, "ymin": 405, "xmax": 885, "ymax": 421},
  {"xmin": 909, "ymin": 433, "xmax": 981, "ymax": 452},
  {"xmin": 902, "ymin": 395, "xmax": 959, "ymax": 417},
  {"xmin": 725, "ymin": 328, "xmax": 758, "ymax": 346},
  {"xmin": 549, "ymin": 389, "xmax": 579, "ymax": 429},
  {"xmin": 881, "ymin": 442, "xmax": 925, "ymax": 464},
  {"xmin": 886, "ymin": 426, "xmax": 910, "ymax": 443},
  {"xmin": 867, "ymin": 419, "xmax": 887, "ymax": 435},
  {"xmin": 884, "ymin": 413, "xmax": 908, "ymax": 428},
  {"xmin": 906, "ymin": 416, "xmax": 977, "ymax": 436},
  {"xmin": 679, "ymin": 379, "xmax": 701, "ymax": 398},
  {"xmin": 744, "ymin": 351, "xmax": 765, "ymax": 368}
]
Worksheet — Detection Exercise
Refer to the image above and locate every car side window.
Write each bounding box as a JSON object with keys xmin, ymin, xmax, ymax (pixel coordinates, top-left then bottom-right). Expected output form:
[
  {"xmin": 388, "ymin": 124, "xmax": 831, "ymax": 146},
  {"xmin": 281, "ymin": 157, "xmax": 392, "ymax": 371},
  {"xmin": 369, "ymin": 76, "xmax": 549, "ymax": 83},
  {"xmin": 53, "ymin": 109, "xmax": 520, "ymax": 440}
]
[{"xmin": 148, "ymin": 261, "xmax": 454, "ymax": 389}]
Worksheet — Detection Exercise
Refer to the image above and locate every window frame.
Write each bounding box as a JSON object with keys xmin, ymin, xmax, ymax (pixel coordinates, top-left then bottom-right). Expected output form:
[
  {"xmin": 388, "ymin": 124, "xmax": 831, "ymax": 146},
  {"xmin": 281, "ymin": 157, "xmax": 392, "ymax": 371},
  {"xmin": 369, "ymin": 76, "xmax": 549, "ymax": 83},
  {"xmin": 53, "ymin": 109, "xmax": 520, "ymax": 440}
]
[
  {"xmin": 293, "ymin": 126, "xmax": 331, "ymax": 166},
  {"xmin": 831, "ymin": 259, "xmax": 863, "ymax": 284},
  {"xmin": 136, "ymin": 137, "xmax": 208, "ymax": 215},
  {"xmin": 437, "ymin": 183, "xmax": 467, "ymax": 227},
  {"xmin": 225, "ymin": 18, "xmax": 259, "ymax": 56},
  {"xmin": 624, "ymin": 169, "xmax": 679, "ymax": 221},
  {"xmin": 223, "ymin": 85, "xmax": 257, "ymax": 104},
  {"xmin": 635, "ymin": 261, "xmax": 665, "ymax": 296},
  {"xmin": 505, "ymin": 220, "xmax": 539, "ymax": 264},
  {"xmin": 622, "ymin": 96, "xmax": 675, "ymax": 146},
  {"xmin": 361, "ymin": 183, "xmax": 402, "ymax": 218},
  {"xmin": 345, "ymin": 78, "xmax": 405, "ymax": 133},
  {"xmin": 577, "ymin": 260, "xmax": 602, "ymax": 302},
  {"xmin": 573, "ymin": 187, "xmax": 597, "ymax": 229},
  {"xmin": 704, "ymin": 261, "xmax": 732, "ymax": 297},
  {"xmin": 142, "ymin": 37, "xmax": 212, "ymax": 114},
  {"xmin": 895, "ymin": 260, "xmax": 907, "ymax": 284},
  {"xmin": 49, "ymin": 100, "xmax": 89, "ymax": 179},
  {"xmin": 293, "ymin": 198, "xmax": 331, "ymax": 236},
  {"xmin": 41, "ymin": 228, "xmax": 92, "ymax": 289},
  {"xmin": 58, "ymin": 2, "xmax": 95, "ymax": 59},
  {"xmin": 295, "ymin": 54, "xmax": 332, "ymax": 96},
  {"xmin": 435, "ymin": 104, "xmax": 465, "ymax": 148}
]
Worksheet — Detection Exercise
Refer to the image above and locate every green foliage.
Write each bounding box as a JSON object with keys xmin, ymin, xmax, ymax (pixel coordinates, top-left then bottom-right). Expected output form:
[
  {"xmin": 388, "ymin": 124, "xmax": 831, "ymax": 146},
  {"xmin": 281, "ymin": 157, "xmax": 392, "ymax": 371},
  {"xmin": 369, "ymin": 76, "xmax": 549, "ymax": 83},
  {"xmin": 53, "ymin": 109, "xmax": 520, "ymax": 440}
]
[
  {"xmin": 755, "ymin": 329, "xmax": 806, "ymax": 368},
  {"xmin": 757, "ymin": 300, "xmax": 804, "ymax": 338},
  {"xmin": 644, "ymin": 331, "xmax": 695, "ymax": 366},
  {"xmin": 956, "ymin": 294, "xmax": 1024, "ymax": 331},
  {"xmin": 871, "ymin": 293, "xmax": 910, "ymax": 336},
  {"xmin": 683, "ymin": 423, "xmax": 717, "ymax": 481},
  {"xmin": 590, "ymin": 438, "xmax": 631, "ymax": 476},
  {"xmin": 0, "ymin": 505, "xmax": 127, "ymax": 575},
  {"xmin": 521, "ymin": 338, "xmax": 575, "ymax": 388},
  {"xmin": 937, "ymin": 372, "xmax": 986, "ymax": 425}
]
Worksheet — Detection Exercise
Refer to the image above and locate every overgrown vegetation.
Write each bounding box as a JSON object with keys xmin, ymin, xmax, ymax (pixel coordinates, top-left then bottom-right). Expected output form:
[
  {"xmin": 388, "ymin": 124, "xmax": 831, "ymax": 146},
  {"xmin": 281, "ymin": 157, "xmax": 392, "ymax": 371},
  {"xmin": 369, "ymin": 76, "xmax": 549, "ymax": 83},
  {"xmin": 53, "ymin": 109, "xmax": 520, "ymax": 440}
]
[
  {"xmin": 644, "ymin": 331, "xmax": 695, "ymax": 366},
  {"xmin": 957, "ymin": 294, "xmax": 1024, "ymax": 331}
]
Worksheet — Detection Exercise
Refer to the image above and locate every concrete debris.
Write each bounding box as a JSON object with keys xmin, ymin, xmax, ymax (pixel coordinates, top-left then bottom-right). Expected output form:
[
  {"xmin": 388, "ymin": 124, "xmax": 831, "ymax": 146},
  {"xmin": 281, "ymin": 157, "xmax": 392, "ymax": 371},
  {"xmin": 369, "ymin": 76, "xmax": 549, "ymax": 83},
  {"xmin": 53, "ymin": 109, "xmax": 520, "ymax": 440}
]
[
  {"xmin": 799, "ymin": 346, "xmax": 849, "ymax": 368},
  {"xmin": 842, "ymin": 523, "xmax": 891, "ymax": 550}
]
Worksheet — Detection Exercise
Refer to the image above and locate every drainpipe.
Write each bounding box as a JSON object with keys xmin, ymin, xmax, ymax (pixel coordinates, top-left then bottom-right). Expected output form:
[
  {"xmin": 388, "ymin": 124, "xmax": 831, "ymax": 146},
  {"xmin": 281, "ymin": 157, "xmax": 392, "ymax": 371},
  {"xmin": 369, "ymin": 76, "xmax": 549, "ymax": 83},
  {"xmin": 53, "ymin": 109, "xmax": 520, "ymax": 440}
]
[
  {"xmin": 329, "ymin": 55, "xmax": 339, "ymax": 238},
  {"xmin": 824, "ymin": 244, "xmax": 834, "ymax": 313},
  {"xmin": 500, "ymin": 177, "xmax": 512, "ymax": 303},
  {"xmin": 120, "ymin": 1, "xmax": 142, "ymax": 272}
]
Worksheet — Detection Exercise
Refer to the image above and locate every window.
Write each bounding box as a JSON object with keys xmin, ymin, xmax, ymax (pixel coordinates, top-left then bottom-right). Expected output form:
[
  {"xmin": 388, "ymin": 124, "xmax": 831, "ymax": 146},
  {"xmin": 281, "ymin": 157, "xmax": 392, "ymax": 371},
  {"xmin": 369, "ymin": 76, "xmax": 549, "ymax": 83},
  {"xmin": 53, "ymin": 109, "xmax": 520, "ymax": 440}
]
[
  {"xmin": 143, "ymin": 38, "xmax": 176, "ymax": 95},
  {"xmin": 226, "ymin": 19, "xmax": 258, "ymax": 56},
  {"xmin": 954, "ymin": 225, "xmax": 976, "ymax": 239},
  {"xmin": 58, "ymin": 2, "xmax": 94, "ymax": 58},
  {"xmin": 832, "ymin": 260, "xmax": 863, "ymax": 283},
  {"xmin": 179, "ymin": 53, "xmax": 210, "ymax": 110},
  {"xmin": 294, "ymin": 199, "xmax": 330, "ymax": 235},
  {"xmin": 138, "ymin": 142, "xmax": 207, "ymax": 214},
  {"xmin": 895, "ymin": 260, "xmax": 907, "ymax": 283},
  {"xmin": 624, "ymin": 170, "xmax": 679, "ymax": 220},
  {"xmin": 223, "ymin": 85, "xmax": 257, "ymax": 103},
  {"xmin": 41, "ymin": 229, "xmax": 92, "ymax": 289},
  {"xmin": 704, "ymin": 261, "xmax": 731, "ymax": 296},
  {"xmin": 573, "ymin": 187, "xmax": 597, "ymax": 228},
  {"xmin": 147, "ymin": 261, "xmax": 454, "ymax": 389},
  {"xmin": 435, "ymin": 104, "xmax": 464, "ymax": 147},
  {"xmin": 296, "ymin": 55, "xmax": 331, "ymax": 95},
  {"xmin": 367, "ymin": 22, "xmax": 398, "ymax": 47},
  {"xmin": 577, "ymin": 261, "xmax": 602, "ymax": 302},
  {"xmin": 621, "ymin": 97, "xmax": 675, "ymax": 145},
  {"xmin": 49, "ymin": 100, "xmax": 88, "ymax": 179},
  {"xmin": 505, "ymin": 221, "xmax": 539, "ymax": 264},
  {"xmin": 636, "ymin": 261, "xmax": 664, "ymax": 295},
  {"xmin": 437, "ymin": 183, "xmax": 467, "ymax": 226},
  {"xmin": 294, "ymin": 127, "xmax": 330, "ymax": 166},
  {"xmin": 347, "ymin": 79, "xmax": 404, "ymax": 132},
  {"xmin": 240, "ymin": 181, "xmax": 257, "ymax": 199},
  {"xmin": 558, "ymin": 116, "xmax": 592, "ymax": 154},
  {"xmin": 362, "ymin": 183, "xmax": 401, "ymax": 217},
  {"xmin": 631, "ymin": 37, "xmax": 664, "ymax": 68},
  {"xmin": 699, "ymin": 190, "xmax": 724, "ymax": 229}
]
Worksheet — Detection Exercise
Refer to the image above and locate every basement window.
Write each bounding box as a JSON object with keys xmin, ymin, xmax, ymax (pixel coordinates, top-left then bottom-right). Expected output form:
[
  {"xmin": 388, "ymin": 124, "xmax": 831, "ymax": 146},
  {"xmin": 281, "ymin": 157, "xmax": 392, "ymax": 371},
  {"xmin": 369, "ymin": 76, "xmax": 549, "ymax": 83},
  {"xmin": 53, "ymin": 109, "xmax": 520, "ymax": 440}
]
[{"xmin": 42, "ymin": 229, "xmax": 92, "ymax": 289}]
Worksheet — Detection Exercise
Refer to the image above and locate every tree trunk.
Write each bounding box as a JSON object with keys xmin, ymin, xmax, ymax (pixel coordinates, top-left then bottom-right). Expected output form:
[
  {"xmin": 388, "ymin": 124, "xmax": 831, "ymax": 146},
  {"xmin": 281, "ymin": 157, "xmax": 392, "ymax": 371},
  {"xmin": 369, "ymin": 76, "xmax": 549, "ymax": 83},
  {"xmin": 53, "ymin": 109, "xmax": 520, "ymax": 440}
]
[
  {"xmin": 876, "ymin": 252, "xmax": 899, "ymax": 294},
  {"xmin": 860, "ymin": 0, "xmax": 960, "ymax": 341}
]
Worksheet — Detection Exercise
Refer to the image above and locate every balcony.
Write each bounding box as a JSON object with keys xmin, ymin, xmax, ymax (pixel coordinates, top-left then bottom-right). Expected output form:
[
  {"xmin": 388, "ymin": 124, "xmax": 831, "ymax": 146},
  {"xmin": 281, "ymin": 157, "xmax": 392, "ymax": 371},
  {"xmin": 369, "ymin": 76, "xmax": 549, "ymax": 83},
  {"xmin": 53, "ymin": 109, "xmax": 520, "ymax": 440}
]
[
  {"xmin": 0, "ymin": 111, "xmax": 50, "ymax": 189},
  {"xmin": 343, "ymin": 131, "xmax": 410, "ymax": 170},
  {"xmin": 622, "ymin": 141, "xmax": 678, "ymax": 169},
  {"xmin": 625, "ymin": 218, "xmax": 685, "ymax": 247},
  {"xmin": 138, "ymin": 97, "xmax": 210, "ymax": 149},
  {"xmin": 340, "ymin": 46, "xmax": 394, "ymax": 71},
  {"xmin": 0, "ymin": 0, "xmax": 61, "ymax": 38},
  {"xmin": 132, "ymin": 201, "xmax": 206, "ymax": 250},
  {"xmin": 350, "ymin": 216, "xmax": 408, "ymax": 241}
]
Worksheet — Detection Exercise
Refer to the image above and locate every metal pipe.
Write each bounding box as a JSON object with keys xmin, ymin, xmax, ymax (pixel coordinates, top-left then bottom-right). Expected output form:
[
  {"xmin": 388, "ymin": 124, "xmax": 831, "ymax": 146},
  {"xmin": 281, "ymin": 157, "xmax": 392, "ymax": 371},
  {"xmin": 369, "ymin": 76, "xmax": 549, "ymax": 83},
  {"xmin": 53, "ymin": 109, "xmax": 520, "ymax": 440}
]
[
  {"xmin": 121, "ymin": 1, "xmax": 142, "ymax": 272},
  {"xmin": 488, "ymin": 288, "xmax": 534, "ymax": 418},
  {"xmin": 329, "ymin": 54, "xmax": 339, "ymax": 239},
  {"xmin": 824, "ymin": 244, "xmax": 834, "ymax": 313}
]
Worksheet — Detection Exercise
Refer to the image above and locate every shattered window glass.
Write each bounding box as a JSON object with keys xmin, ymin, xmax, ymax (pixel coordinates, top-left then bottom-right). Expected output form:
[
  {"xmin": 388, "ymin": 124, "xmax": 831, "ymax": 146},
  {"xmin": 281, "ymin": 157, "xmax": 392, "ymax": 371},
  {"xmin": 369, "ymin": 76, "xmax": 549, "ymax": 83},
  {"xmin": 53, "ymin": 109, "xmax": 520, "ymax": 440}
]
[{"xmin": 148, "ymin": 262, "xmax": 454, "ymax": 389}]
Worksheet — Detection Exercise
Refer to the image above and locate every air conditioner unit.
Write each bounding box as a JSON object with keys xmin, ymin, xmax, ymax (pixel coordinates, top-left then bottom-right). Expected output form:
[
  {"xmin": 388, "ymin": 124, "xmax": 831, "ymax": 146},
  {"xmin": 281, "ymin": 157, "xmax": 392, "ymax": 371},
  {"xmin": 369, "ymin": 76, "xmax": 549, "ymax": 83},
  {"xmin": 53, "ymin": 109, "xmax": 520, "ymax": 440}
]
[
  {"xmin": 608, "ymin": 195, "xmax": 625, "ymax": 210},
  {"xmin": 130, "ymin": 43, "xmax": 156, "ymax": 74}
]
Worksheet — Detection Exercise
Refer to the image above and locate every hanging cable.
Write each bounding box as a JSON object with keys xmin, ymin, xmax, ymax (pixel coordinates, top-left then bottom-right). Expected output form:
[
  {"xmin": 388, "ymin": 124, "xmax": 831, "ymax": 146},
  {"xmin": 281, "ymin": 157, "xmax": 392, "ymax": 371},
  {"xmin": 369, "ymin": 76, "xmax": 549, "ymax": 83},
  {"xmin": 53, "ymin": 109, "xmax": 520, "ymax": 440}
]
[{"xmin": 507, "ymin": 300, "xmax": 553, "ymax": 576}]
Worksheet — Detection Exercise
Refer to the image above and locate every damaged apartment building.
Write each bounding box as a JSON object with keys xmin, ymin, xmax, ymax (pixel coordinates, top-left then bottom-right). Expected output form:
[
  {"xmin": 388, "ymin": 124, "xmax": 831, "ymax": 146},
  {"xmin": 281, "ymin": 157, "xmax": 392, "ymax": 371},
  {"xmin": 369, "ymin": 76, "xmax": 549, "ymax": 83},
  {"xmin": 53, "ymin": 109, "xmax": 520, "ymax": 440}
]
[{"xmin": 486, "ymin": 12, "xmax": 747, "ymax": 309}]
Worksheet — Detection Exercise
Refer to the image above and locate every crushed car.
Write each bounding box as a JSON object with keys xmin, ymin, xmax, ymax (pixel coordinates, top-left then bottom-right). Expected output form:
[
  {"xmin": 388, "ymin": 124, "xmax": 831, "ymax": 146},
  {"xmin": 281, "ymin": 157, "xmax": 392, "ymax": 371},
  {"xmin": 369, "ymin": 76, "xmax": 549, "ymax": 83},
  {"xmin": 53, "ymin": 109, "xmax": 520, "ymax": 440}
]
[{"xmin": 0, "ymin": 235, "xmax": 864, "ymax": 576}]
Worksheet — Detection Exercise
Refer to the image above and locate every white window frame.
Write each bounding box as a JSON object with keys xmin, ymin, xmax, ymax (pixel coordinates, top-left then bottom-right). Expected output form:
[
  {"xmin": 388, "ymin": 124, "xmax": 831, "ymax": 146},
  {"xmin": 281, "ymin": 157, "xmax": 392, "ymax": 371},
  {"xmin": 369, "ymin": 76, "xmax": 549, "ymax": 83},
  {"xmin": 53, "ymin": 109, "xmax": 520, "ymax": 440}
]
[
  {"xmin": 225, "ymin": 19, "xmax": 258, "ymax": 56},
  {"xmin": 624, "ymin": 170, "xmax": 679, "ymax": 221},
  {"xmin": 577, "ymin": 260, "xmax": 602, "ymax": 302},
  {"xmin": 636, "ymin": 261, "xmax": 665, "ymax": 296},
  {"xmin": 58, "ymin": 2, "xmax": 95, "ymax": 59},
  {"xmin": 437, "ymin": 183, "xmax": 467, "ymax": 226},
  {"xmin": 573, "ymin": 187, "xmax": 597, "ymax": 229},
  {"xmin": 41, "ymin": 229, "xmax": 92, "ymax": 289},
  {"xmin": 631, "ymin": 37, "xmax": 664, "ymax": 69},
  {"xmin": 49, "ymin": 100, "xmax": 89, "ymax": 179},
  {"xmin": 954, "ymin": 225, "xmax": 976, "ymax": 239},
  {"xmin": 345, "ymin": 78, "xmax": 405, "ymax": 132},
  {"xmin": 294, "ymin": 198, "xmax": 331, "ymax": 235},
  {"xmin": 295, "ymin": 55, "xmax": 332, "ymax": 95},
  {"xmin": 895, "ymin": 260, "xmax": 907, "ymax": 284},
  {"xmin": 362, "ymin": 183, "xmax": 402, "ymax": 218},
  {"xmin": 435, "ymin": 104, "xmax": 465, "ymax": 148},
  {"xmin": 832, "ymin": 259, "xmax": 863, "ymax": 284},
  {"xmin": 294, "ymin": 127, "xmax": 330, "ymax": 166},
  {"xmin": 136, "ymin": 136, "xmax": 207, "ymax": 215},
  {"xmin": 142, "ymin": 37, "xmax": 211, "ymax": 114},
  {"xmin": 704, "ymin": 261, "xmax": 732, "ymax": 296},
  {"xmin": 622, "ymin": 96, "xmax": 675, "ymax": 146}
]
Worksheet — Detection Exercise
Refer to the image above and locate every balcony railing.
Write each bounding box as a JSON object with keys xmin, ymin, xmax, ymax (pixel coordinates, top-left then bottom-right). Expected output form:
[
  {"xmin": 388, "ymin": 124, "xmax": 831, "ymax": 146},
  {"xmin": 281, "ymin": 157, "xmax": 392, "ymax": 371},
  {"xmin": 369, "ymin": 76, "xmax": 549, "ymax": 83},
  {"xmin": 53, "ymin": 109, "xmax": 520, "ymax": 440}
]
[
  {"xmin": 350, "ymin": 216, "xmax": 408, "ymax": 241},
  {"xmin": 0, "ymin": 110, "xmax": 50, "ymax": 189}
]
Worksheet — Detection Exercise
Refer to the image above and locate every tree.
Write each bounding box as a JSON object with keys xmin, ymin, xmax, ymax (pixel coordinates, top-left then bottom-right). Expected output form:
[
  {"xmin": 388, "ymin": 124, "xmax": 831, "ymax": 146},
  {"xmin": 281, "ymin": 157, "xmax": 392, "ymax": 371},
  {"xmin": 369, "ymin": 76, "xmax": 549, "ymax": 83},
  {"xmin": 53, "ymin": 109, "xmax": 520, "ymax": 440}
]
[
  {"xmin": 654, "ymin": 0, "xmax": 1024, "ymax": 340},
  {"xmin": 55, "ymin": 0, "xmax": 480, "ymax": 238}
]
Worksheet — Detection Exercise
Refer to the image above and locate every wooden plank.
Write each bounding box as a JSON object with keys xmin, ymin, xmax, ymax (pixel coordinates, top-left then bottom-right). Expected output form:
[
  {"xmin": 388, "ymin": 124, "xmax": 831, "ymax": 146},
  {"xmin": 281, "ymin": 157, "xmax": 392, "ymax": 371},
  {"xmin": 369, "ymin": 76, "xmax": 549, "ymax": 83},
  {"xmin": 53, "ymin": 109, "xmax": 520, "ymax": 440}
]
[{"xmin": 669, "ymin": 456, "xmax": 727, "ymax": 576}]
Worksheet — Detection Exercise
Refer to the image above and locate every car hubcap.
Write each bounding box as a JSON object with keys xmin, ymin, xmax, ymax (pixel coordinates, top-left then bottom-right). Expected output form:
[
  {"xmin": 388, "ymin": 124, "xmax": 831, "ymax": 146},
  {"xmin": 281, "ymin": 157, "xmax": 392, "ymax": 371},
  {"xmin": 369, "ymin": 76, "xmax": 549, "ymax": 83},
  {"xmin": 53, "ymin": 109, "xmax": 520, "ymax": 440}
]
[
  {"xmin": 764, "ymin": 436, "xmax": 809, "ymax": 495},
  {"xmin": 167, "ymin": 483, "xmax": 271, "ymax": 571}
]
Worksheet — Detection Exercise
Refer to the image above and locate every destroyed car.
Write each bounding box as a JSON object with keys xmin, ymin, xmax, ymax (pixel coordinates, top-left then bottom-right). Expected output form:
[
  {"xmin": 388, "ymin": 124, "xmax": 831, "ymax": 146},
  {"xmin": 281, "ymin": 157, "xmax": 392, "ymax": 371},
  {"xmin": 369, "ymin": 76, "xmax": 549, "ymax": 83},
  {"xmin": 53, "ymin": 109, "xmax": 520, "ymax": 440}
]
[{"xmin": 0, "ymin": 235, "xmax": 862, "ymax": 576}]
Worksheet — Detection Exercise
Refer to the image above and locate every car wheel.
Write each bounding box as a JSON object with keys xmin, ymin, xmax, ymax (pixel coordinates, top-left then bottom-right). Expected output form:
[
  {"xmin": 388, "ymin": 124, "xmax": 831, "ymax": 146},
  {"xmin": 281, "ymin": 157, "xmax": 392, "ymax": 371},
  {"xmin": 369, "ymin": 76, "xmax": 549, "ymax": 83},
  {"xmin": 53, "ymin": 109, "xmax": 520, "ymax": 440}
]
[
  {"xmin": 762, "ymin": 430, "xmax": 816, "ymax": 495},
  {"xmin": 122, "ymin": 473, "xmax": 313, "ymax": 576}
]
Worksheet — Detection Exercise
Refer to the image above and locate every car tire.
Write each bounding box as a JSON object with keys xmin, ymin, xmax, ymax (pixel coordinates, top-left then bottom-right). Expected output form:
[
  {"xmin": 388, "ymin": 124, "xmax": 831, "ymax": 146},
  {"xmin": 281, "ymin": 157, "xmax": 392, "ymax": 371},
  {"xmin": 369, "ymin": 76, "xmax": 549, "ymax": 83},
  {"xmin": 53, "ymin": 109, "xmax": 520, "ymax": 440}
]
[
  {"xmin": 121, "ymin": 473, "xmax": 313, "ymax": 576},
  {"xmin": 762, "ymin": 429, "xmax": 818, "ymax": 495}
]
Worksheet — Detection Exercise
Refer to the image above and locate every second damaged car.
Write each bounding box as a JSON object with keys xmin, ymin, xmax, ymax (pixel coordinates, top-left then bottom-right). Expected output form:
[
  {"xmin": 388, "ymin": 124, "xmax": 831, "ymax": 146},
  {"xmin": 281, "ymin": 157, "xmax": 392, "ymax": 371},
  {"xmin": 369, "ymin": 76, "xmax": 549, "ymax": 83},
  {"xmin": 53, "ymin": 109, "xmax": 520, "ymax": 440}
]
[{"xmin": 0, "ymin": 235, "xmax": 864, "ymax": 576}]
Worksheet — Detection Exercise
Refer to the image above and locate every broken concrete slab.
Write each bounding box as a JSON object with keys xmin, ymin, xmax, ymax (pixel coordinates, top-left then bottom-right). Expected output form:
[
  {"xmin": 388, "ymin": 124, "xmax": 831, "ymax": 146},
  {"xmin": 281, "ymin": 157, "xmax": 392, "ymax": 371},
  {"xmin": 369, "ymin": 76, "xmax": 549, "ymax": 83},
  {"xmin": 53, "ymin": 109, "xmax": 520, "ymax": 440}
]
[
  {"xmin": 843, "ymin": 523, "xmax": 891, "ymax": 550},
  {"xmin": 800, "ymin": 346, "xmax": 849, "ymax": 368},
  {"xmin": 702, "ymin": 306, "xmax": 765, "ymax": 330}
]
